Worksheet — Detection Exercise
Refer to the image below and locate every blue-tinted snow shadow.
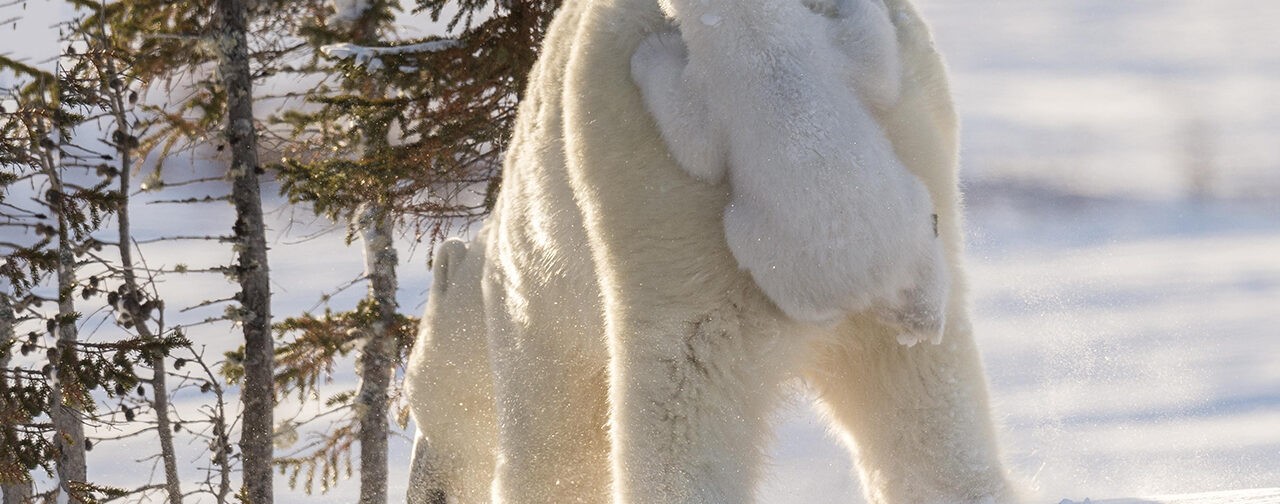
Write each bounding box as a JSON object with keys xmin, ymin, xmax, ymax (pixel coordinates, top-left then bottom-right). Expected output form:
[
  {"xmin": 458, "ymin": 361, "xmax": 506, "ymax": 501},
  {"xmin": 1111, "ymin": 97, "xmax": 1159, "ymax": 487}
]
[{"xmin": 962, "ymin": 179, "xmax": 1280, "ymax": 255}]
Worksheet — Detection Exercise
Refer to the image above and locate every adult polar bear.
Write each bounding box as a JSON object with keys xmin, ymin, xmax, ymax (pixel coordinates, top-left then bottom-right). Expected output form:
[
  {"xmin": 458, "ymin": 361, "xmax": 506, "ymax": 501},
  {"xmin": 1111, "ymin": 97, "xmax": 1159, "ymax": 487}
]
[{"xmin": 405, "ymin": 0, "xmax": 1016, "ymax": 501}]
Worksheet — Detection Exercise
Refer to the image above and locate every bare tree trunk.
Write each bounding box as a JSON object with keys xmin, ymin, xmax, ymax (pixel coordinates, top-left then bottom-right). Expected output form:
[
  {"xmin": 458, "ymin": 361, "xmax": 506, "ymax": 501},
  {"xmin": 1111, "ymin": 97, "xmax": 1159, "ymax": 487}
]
[
  {"xmin": 1, "ymin": 294, "xmax": 34, "ymax": 504},
  {"xmin": 99, "ymin": 37, "xmax": 184, "ymax": 500},
  {"xmin": 346, "ymin": 9, "xmax": 396, "ymax": 500},
  {"xmin": 45, "ymin": 151, "xmax": 87, "ymax": 503},
  {"xmin": 214, "ymin": 0, "xmax": 274, "ymax": 501},
  {"xmin": 0, "ymin": 475, "xmax": 32, "ymax": 502},
  {"xmin": 148, "ymin": 357, "xmax": 180, "ymax": 502},
  {"xmin": 111, "ymin": 125, "xmax": 182, "ymax": 504},
  {"xmin": 355, "ymin": 204, "xmax": 397, "ymax": 504}
]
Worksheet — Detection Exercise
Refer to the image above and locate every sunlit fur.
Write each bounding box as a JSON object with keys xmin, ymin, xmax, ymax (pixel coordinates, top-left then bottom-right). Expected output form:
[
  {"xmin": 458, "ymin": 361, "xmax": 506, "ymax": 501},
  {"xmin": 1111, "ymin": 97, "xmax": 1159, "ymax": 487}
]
[
  {"xmin": 405, "ymin": 0, "xmax": 1019, "ymax": 502},
  {"xmin": 405, "ymin": 237, "xmax": 496, "ymax": 504},
  {"xmin": 632, "ymin": 0, "xmax": 948, "ymax": 342}
]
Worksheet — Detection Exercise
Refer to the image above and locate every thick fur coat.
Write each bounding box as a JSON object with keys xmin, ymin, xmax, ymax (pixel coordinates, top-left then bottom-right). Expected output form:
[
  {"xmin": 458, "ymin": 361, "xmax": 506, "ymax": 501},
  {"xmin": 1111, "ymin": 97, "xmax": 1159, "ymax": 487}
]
[
  {"xmin": 404, "ymin": 0, "xmax": 1017, "ymax": 502},
  {"xmin": 404, "ymin": 237, "xmax": 496, "ymax": 504},
  {"xmin": 632, "ymin": 0, "xmax": 948, "ymax": 343}
]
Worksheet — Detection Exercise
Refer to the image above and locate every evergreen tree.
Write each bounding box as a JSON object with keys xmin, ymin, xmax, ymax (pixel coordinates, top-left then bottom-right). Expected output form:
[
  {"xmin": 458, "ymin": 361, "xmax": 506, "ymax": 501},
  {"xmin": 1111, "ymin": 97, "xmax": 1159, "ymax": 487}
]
[
  {"xmin": 0, "ymin": 294, "xmax": 33, "ymax": 504},
  {"xmin": 90, "ymin": 0, "xmax": 314, "ymax": 499},
  {"xmin": 273, "ymin": 0, "xmax": 563, "ymax": 235},
  {"xmin": 1, "ymin": 52, "xmax": 97, "ymax": 502},
  {"xmin": 263, "ymin": 0, "xmax": 559, "ymax": 500},
  {"xmin": 4, "ymin": 0, "xmax": 564, "ymax": 500},
  {"xmin": 86, "ymin": 9, "xmax": 185, "ymax": 500},
  {"xmin": 1, "ymin": 20, "xmax": 188, "ymax": 500},
  {"xmin": 2, "ymin": 3, "xmax": 232, "ymax": 501}
]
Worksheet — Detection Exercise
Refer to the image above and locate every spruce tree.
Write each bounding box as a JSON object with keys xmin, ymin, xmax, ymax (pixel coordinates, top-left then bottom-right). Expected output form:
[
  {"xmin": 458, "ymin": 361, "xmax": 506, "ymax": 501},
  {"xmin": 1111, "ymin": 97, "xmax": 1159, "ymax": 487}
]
[
  {"xmin": 1, "ymin": 56, "xmax": 93, "ymax": 502},
  {"xmin": 264, "ymin": 0, "xmax": 559, "ymax": 500},
  {"xmin": 0, "ymin": 294, "xmax": 33, "ymax": 503},
  {"xmin": 3, "ymin": 2, "xmax": 251, "ymax": 501},
  {"xmin": 2, "ymin": 18, "xmax": 188, "ymax": 500}
]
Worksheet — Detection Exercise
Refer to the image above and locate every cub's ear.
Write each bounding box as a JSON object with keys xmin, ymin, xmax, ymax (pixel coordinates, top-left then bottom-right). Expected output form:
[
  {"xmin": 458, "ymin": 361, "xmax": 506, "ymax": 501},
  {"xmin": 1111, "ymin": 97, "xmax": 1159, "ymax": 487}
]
[{"xmin": 429, "ymin": 238, "xmax": 470, "ymax": 295}]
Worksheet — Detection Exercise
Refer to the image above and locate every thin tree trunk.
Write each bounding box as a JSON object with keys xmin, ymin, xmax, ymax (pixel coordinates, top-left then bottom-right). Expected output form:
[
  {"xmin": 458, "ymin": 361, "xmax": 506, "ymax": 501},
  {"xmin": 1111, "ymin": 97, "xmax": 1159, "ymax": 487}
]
[
  {"xmin": 1, "ymin": 294, "xmax": 34, "ymax": 504},
  {"xmin": 214, "ymin": 0, "xmax": 274, "ymax": 501},
  {"xmin": 347, "ymin": 9, "xmax": 396, "ymax": 502},
  {"xmin": 111, "ymin": 118, "xmax": 181, "ymax": 504},
  {"xmin": 45, "ymin": 150, "xmax": 87, "ymax": 503},
  {"xmin": 0, "ymin": 474, "xmax": 32, "ymax": 502},
  {"xmin": 355, "ymin": 204, "xmax": 397, "ymax": 504},
  {"xmin": 148, "ymin": 357, "xmax": 179, "ymax": 502}
]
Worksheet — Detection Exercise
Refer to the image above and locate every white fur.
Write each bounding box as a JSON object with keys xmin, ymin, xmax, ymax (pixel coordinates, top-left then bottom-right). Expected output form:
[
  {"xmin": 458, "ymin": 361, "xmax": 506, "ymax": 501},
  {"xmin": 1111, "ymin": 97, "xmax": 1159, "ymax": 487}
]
[
  {"xmin": 632, "ymin": 0, "xmax": 948, "ymax": 343},
  {"xmin": 405, "ymin": 237, "xmax": 496, "ymax": 504},
  {"xmin": 405, "ymin": 0, "xmax": 1018, "ymax": 502}
]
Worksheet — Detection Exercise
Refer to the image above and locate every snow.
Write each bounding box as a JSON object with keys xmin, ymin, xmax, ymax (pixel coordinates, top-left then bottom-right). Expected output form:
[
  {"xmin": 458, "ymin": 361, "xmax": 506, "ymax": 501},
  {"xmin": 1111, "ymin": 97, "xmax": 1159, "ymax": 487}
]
[
  {"xmin": 319, "ymin": 40, "xmax": 460, "ymax": 72},
  {"xmin": 753, "ymin": 199, "xmax": 1280, "ymax": 503},
  {"xmin": 1061, "ymin": 488, "xmax": 1280, "ymax": 504},
  {"xmin": 319, "ymin": 40, "xmax": 461, "ymax": 59}
]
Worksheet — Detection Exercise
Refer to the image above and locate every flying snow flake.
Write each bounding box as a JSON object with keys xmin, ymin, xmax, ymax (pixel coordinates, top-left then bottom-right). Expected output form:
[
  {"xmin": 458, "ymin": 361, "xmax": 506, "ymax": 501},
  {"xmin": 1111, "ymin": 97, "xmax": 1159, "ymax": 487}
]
[{"xmin": 273, "ymin": 420, "xmax": 299, "ymax": 449}]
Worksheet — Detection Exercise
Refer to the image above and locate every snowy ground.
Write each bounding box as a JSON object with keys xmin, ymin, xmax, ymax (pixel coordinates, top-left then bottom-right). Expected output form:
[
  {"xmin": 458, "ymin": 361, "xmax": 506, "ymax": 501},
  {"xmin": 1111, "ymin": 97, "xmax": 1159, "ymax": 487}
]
[
  {"xmin": 6, "ymin": 0, "xmax": 1279, "ymax": 502},
  {"xmin": 754, "ymin": 1, "xmax": 1280, "ymax": 502},
  {"xmin": 79, "ymin": 182, "xmax": 1280, "ymax": 504},
  {"xmin": 759, "ymin": 194, "xmax": 1280, "ymax": 503},
  {"xmin": 1065, "ymin": 488, "xmax": 1280, "ymax": 504}
]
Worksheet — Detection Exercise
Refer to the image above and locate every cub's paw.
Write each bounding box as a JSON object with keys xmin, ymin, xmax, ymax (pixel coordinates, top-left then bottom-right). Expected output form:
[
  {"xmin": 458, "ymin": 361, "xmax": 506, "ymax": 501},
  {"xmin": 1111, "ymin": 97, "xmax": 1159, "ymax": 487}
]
[
  {"xmin": 825, "ymin": 0, "xmax": 902, "ymax": 109},
  {"xmin": 630, "ymin": 30, "xmax": 727, "ymax": 183},
  {"xmin": 630, "ymin": 30, "xmax": 687, "ymax": 91},
  {"xmin": 876, "ymin": 243, "xmax": 949, "ymax": 347}
]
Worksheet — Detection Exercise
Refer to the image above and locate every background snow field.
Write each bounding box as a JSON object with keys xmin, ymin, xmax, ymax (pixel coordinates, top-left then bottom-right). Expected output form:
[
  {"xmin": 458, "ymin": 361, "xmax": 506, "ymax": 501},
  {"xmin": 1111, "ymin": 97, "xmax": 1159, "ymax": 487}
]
[
  {"xmin": 1061, "ymin": 488, "xmax": 1280, "ymax": 504},
  {"xmin": 4, "ymin": 0, "xmax": 1276, "ymax": 501}
]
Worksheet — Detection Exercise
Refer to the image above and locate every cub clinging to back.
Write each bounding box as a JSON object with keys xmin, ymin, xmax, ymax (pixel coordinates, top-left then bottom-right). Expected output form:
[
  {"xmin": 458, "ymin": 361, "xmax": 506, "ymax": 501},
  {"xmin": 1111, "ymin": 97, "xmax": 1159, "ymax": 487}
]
[{"xmin": 630, "ymin": 0, "xmax": 948, "ymax": 345}]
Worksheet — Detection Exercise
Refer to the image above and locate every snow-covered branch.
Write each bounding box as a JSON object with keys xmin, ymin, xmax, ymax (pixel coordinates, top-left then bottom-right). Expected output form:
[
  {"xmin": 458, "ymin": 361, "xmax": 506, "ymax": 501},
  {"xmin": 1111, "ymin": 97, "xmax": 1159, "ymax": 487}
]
[
  {"xmin": 320, "ymin": 40, "xmax": 460, "ymax": 60},
  {"xmin": 319, "ymin": 40, "xmax": 459, "ymax": 72}
]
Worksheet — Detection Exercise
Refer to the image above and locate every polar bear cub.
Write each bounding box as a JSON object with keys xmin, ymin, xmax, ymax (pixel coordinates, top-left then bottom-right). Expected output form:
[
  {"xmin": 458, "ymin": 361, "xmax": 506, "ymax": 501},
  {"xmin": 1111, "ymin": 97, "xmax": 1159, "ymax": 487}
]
[
  {"xmin": 404, "ymin": 237, "xmax": 496, "ymax": 504},
  {"xmin": 631, "ymin": 0, "xmax": 948, "ymax": 344}
]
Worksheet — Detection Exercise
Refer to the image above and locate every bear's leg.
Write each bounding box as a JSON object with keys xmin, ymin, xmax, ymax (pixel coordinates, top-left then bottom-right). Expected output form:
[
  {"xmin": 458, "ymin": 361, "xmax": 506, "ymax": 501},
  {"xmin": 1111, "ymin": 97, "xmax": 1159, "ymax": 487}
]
[
  {"xmin": 406, "ymin": 407, "xmax": 494, "ymax": 504},
  {"xmin": 486, "ymin": 311, "xmax": 612, "ymax": 504},
  {"xmin": 607, "ymin": 292, "xmax": 800, "ymax": 504},
  {"xmin": 405, "ymin": 237, "xmax": 497, "ymax": 504},
  {"xmin": 407, "ymin": 432, "xmax": 447, "ymax": 504},
  {"xmin": 803, "ymin": 314, "xmax": 1015, "ymax": 504}
]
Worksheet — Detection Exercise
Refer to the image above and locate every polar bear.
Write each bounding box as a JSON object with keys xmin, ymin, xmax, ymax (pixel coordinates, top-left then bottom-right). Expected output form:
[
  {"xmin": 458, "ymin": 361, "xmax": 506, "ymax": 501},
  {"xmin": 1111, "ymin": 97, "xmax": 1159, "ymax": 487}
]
[
  {"xmin": 404, "ymin": 237, "xmax": 496, "ymax": 504},
  {"xmin": 405, "ymin": 0, "xmax": 1016, "ymax": 501},
  {"xmin": 629, "ymin": 0, "xmax": 949, "ymax": 344}
]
